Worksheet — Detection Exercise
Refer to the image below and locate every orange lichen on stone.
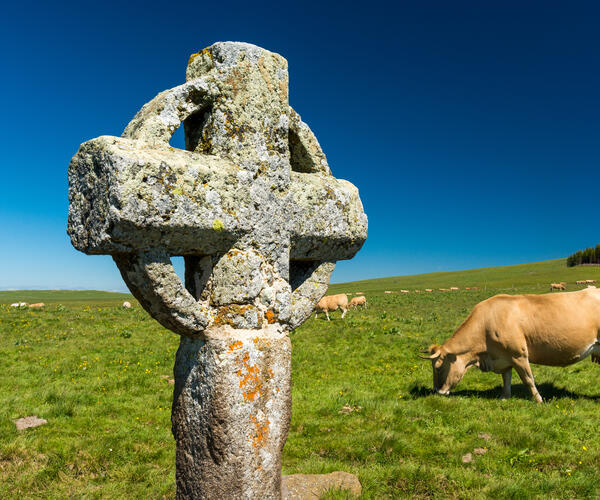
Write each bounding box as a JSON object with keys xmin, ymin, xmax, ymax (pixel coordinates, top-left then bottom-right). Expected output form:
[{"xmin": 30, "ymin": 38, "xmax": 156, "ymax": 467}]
[
  {"xmin": 265, "ymin": 309, "xmax": 277, "ymax": 324},
  {"xmin": 228, "ymin": 340, "xmax": 243, "ymax": 352},
  {"xmin": 213, "ymin": 304, "xmax": 262, "ymax": 328},
  {"xmin": 249, "ymin": 414, "xmax": 271, "ymax": 448},
  {"xmin": 236, "ymin": 352, "xmax": 263, "ymax": 402},
  {"xmin": 187, "ymin": 47, "xmax": 212, "ymax": 66}
]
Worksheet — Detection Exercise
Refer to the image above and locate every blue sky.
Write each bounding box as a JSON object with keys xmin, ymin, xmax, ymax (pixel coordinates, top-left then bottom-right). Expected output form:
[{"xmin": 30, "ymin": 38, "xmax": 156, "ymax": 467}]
[{"xmin": 1, "ymin": 1, "xmax": 599, "ymax": 291}]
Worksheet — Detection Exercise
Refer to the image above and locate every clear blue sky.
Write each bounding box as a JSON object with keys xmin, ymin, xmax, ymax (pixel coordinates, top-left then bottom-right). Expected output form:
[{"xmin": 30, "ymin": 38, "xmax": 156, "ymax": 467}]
[{"xmin": 1, "ymin": 1, "xmax": 599, "ymax": 291}]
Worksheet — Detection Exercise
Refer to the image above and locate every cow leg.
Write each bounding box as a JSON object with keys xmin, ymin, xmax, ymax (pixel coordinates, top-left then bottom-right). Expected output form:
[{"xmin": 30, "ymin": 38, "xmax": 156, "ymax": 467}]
[
  {"xmin": 501, "ymin": 369, "xmax": 512, "ymax": 399},
  {"xmin": 512, "ymin": 357, "xmax": 543, "ymax": 403},
  {"xmin": 341, "ymin": 307, "xmax": 347, "ymax": 319},
  {"xmin": 325, "ymin": 311, "xmax": 330, "ymax": 321}
]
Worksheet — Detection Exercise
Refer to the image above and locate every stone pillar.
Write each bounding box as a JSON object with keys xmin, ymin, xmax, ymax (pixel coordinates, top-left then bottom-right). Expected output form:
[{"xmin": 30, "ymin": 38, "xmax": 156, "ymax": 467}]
[{"xmin": 172, "ymin": 328, "xmax": 291, "ymax": 499}]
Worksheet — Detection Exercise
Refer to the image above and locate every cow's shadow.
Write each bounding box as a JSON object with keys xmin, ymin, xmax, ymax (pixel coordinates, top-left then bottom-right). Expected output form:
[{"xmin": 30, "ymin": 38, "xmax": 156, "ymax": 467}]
[{"xmin": 409, "ymin": 382, "xmax": 600, "ymax": 401}]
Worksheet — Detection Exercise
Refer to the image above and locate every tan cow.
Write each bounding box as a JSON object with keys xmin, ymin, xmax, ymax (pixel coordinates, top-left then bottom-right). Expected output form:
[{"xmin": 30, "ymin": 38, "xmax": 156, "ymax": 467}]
[
  {"xmin": 349, "ymin": 296, "xmax": 367, "ymax": 309},
  {"xmin": 576, "ymin": 280, "xmax": 586, "ymax": 285},
  {"xmin": 450, "ymin": 287, "xmax": 459, "ymax": 291},
  {"xmin": 419, "ymin": 288, "xmax": 600, "ymax": 403},
  {"xmin": 586, "ymin": 280, "xmax": 596, "ymax": 284},
  {"xmin": 400, "ymin": 290, "xmax": 409, "ymax": 294},
  {"xmin": 550, "ymin": 283, "xmax": 565, "ymax": 291},
  {"xmin": 425, "ymin": 289, "xmax": 433, "ymax": 293},
  {"xmin": 29, "ymin": 303, "xmax": 45, "ymax": 309},
  {"xmin": 315, "ymin": 294, "xmax": 348, "ymax": 321}
]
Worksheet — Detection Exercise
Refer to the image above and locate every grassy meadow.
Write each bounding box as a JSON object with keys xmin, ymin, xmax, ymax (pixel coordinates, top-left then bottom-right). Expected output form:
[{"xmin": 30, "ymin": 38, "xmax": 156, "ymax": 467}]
[{"xmin": 1, "ymin": 259, "xmax": 600, "ymax": 498}]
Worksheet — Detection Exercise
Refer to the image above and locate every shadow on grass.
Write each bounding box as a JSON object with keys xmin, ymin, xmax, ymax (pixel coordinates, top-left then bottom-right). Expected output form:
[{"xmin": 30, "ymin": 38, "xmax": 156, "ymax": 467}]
[{"xmin": 409, "ymin": 382, "xmax": 600, "ymax": 401}]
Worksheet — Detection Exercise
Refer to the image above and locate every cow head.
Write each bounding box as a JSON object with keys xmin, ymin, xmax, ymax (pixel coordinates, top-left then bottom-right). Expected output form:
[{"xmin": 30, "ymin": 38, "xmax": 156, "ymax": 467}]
[{"xmin": 419, "ymin": 344, "xmax": 468, "ymax": 395}]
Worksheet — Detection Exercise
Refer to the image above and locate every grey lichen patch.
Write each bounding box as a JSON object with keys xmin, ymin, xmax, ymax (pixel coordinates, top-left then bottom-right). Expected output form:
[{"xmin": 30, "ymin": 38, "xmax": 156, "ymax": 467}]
[{"xmin": 211, "ymin": 249, "xmax": 264, "ymax": 306}]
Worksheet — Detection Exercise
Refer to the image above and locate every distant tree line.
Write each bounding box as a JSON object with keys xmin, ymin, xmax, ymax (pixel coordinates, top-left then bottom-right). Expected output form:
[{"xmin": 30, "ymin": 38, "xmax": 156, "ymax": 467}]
[{"xmin": 566, "ymin": 244, "xmax": 600, "ymax": 267}]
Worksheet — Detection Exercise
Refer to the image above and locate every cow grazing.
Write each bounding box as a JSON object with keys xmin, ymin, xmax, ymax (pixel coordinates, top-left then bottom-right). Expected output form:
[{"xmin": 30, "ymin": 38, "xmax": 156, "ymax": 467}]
[
  {"xmin": 349, "ymin": 296, "xmax": 367, "ymax": 309},
  {"xmin": 122, "ymin": 301, "xmax": 132, "ymax": 309},
  {"xmin": 10, "ymin": 302, "xmax": 27, "ymax": 308},
  {"xmin": 576, "ymin": 280, "xmax": 586, "ymax": 285},
  {"xmin": 315, "ymin": 294, "xmax": 348, "ymax": 321},
  {"xmin": 29, "ymin": 303, "xmax": 45, "ymax": 309},
  {"xmin": 419, "ymin": 288, "xmax": 600, "ymax": 403},
  {"xmin": 400, "ymin": 290, "xmax": 409, "ymax": 294},
  {"xmin": 450, "ymin": 287, "xmax": 459, "ymax": 291},
  {"xmin": 425, "ymin": 289, "xmax": 433, "ymax": 292},
  {"xmin": 586, "ymin": 280, "xmax": 596, "ymax": 284},
  {"xmin": 550, "ymin": 283, "xmax": 565, "ymax": 291}
]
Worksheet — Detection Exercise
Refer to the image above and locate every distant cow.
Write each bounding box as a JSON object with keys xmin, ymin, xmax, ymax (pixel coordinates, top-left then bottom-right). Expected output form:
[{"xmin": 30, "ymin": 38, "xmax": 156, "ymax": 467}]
[
  {"xmin": 349, "ymin": 296, "xmax": 367, "ymax": 309},
  {"xmin": 450, "ymin": 287, "xmax": 459, "ymax": 291},
  {"xmin": 400, "ymin": 290, "xmax": 409, "ymax": 294},
  {"xmin": 29, "ymin": 303, "xmax": 45, "ymax": 309},
  {"xmin": 439, "ymin": 288, "xmax": 450, "ymax": 291},
  {"xmin": 425, "ymin": 289, "xmax": 433, "ymax": 293},
  {"xmin": 122, "ymin": 301, "xmax": 132, "ymax": 309},
  {"xmin": 420, "ymin": 288, "xmax": 600, "ymax": 403},
  {"xmin": 550, "ymin": 283, "xmax": 565, "ymax": 291},
  {"xmin": 576, "ymin": 280, "xmax": 586, "ymax": 285},
  {"xmin": 586, "ymin": 280, "xmax": 596, "ymax": 284},
  {"xmin": 10, "ymin": 302, "xmax": 27, "ymax": 308},
  {"xmin": 384, "ymin": 291, "xmax": 392, "ymax": 294},
  {"xmin": 315, "ymin": 294, "xmax": 348, "ymax": 321}
]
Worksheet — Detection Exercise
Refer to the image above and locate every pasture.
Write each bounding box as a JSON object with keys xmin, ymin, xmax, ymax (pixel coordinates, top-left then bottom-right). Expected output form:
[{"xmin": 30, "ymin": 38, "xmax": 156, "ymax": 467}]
[{"xmin": 1, "ymin": 259, "xmax": 600, "ymax": 498}]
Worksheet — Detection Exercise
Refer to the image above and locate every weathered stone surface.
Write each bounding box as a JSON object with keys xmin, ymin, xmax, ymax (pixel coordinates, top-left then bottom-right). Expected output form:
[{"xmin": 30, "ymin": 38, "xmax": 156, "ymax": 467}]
[
  {"xmin": 14, "ymin": 416, "xmax": 47, "ymax": 430},
  {"xmin": 67, "ymin": 41, "xmax": 367, "ymax": 500},
  {"xmin": 173, "ymin": 327, "xmax": 291, "ymax": 499},
  {"xmin": 282, "ymin": 471, "xmax": 362, "ymax": 499}
]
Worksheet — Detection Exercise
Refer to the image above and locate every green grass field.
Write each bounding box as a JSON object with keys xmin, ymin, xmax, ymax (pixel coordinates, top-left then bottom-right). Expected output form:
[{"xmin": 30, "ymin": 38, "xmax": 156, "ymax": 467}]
[{"xmin": 1, "ymin": 259, "xmax": 600, "ymax": 498}]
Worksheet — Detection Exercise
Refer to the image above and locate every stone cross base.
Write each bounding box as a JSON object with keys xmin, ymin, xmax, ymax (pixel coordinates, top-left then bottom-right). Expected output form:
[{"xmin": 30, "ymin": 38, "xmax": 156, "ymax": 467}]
[{"xmin": 172, "ymin": 326, "xmax": 291, "ymax": 499}]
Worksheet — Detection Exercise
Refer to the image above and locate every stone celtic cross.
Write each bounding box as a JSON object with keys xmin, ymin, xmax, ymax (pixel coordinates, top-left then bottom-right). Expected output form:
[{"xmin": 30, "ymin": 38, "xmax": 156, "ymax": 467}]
[{"xmin": 68, "ymin": 42, "xmax": 367, "ymax": 499}]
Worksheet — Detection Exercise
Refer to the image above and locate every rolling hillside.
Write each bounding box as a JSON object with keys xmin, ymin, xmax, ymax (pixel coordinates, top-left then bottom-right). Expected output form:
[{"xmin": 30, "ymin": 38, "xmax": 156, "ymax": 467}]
[{"xmin": 329, "ymin": 258, "xmax": 600, "ymax": 294}]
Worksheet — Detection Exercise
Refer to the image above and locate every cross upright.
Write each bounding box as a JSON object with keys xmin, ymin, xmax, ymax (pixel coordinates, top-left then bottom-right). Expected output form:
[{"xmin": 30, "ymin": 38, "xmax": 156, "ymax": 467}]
[{"xmin": 68, "ymin": 42, "xmax": 367, "ymax": 499}]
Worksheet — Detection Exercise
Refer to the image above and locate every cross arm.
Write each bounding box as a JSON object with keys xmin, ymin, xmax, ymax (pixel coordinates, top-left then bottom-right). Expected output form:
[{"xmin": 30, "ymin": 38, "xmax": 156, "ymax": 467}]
[
  {"xmin": 68, "ymin": 136, "xmax": 247, "ymax": 256},
  {"xmin": 288, "ymin": 173, "xmax": 368, "ymax": 261}
]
